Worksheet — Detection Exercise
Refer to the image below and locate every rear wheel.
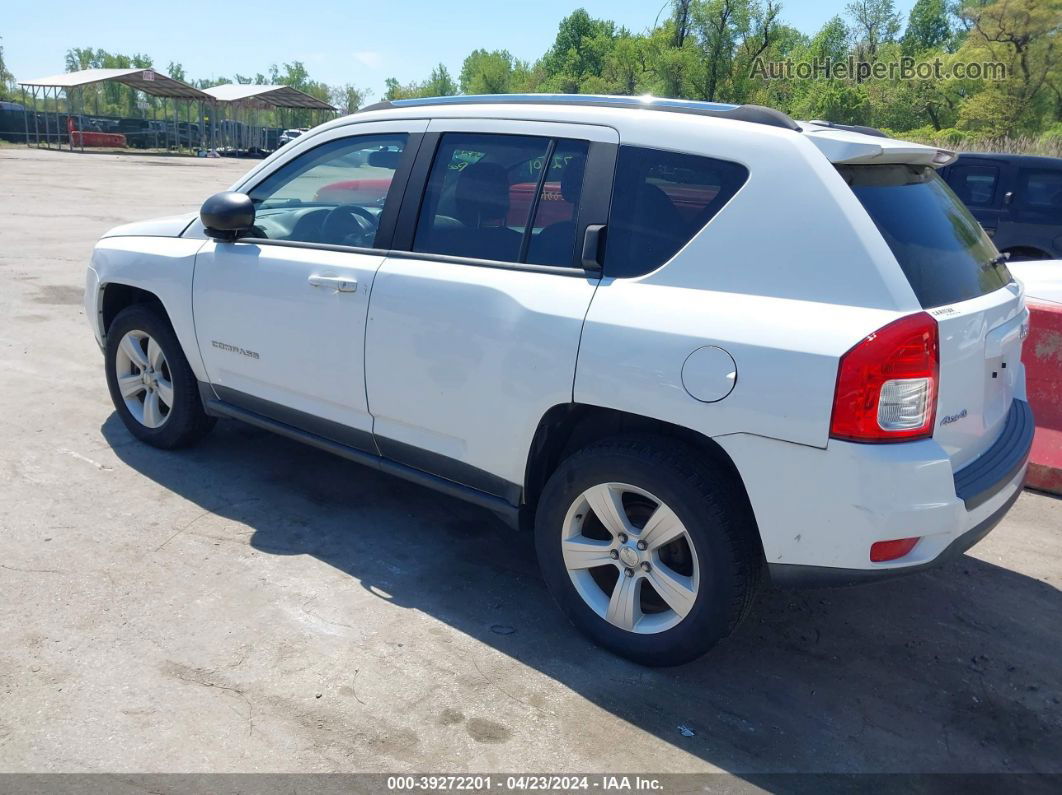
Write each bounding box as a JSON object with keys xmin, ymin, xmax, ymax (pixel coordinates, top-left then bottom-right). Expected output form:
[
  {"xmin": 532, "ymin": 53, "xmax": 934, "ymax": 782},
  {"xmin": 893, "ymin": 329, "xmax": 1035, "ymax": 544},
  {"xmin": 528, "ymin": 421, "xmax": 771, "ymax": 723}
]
[
  {"xmin": 1003, "ymin": 247, "xmax": 1050, "ymax": 262},
  {"xmin": 534, "ymin": 437, "xmax": 761, "ymax": 666},
  {"xmin": 105, "ymin": 303, "xmax": 215, "ymax": 449}
]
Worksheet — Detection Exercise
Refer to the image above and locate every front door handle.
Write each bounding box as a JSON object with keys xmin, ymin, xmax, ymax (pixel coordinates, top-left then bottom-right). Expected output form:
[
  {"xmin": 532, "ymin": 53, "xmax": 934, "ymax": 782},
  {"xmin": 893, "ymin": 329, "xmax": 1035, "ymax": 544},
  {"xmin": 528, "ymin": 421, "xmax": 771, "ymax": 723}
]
[{"xmin": 308, "ymin": 274, "xmax": 357, "ymax": 292}]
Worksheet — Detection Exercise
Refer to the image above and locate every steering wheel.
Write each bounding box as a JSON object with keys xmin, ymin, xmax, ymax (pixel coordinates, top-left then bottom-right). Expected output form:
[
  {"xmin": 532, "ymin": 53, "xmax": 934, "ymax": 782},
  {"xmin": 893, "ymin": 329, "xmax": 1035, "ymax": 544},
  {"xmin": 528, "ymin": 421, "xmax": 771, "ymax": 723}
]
[{"xmin": 320, "ymin": 205, "xmax": 379, "ymax": 247}]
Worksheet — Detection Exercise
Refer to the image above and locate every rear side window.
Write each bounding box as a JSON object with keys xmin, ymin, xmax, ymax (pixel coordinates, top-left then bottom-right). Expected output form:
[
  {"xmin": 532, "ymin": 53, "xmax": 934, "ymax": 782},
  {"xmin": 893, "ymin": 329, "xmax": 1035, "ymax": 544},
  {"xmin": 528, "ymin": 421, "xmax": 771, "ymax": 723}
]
[
  {"xmin": 414, "ymin": 133, "xmax": 590, "ymax": 267},
  {"xmin": 841, "ymin": 164, "xmax": 1011, "ymax": 309},
  {"xmin": 1015, "ymin": 168, "xmax": 1062, "ymax": 209},
  {"xmin": 604, "ymin": 146, "xmax": 748, "ymax": 278}
]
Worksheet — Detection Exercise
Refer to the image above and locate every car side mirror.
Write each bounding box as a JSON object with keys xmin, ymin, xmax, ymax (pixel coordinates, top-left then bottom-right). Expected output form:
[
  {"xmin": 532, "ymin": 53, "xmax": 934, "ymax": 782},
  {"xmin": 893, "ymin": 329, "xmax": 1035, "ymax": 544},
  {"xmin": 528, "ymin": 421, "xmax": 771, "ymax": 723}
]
[
  {"xmin": 201, "ymin": 191, "xmax": 255, "ymax": 240},
  {"xmin": 1003, "ymin": 191, "xmax": 1014, "ymax": 206}
]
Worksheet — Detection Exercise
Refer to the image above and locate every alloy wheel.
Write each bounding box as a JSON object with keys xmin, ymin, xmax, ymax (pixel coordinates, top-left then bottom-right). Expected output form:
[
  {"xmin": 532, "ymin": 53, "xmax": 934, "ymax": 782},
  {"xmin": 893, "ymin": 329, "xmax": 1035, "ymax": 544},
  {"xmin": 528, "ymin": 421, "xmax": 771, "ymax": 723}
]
[
  {"xmin": 561, "ymin": 482, "xmax": 700, "ymax": 634},
  {"xmin": 113, "ymin": 329, "xmax": 174, "ymax": 429}
]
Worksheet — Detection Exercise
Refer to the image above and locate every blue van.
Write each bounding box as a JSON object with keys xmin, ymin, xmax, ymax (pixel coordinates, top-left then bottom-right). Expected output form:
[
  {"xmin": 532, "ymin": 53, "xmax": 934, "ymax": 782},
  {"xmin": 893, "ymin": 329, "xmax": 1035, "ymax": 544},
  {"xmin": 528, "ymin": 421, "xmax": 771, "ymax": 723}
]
[{"xmin": 940, "ymin": 153, "xmax": 1062, "ymax": 260}]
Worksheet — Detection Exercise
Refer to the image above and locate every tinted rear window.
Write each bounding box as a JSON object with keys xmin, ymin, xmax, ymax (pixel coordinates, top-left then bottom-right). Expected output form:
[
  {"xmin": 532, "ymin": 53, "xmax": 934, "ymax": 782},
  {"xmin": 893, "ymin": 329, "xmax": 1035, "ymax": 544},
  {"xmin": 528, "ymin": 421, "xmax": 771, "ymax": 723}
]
[
  {"xmin": 604, "ymin": 146, "xmax": 748, "ymax": 278},
  {"xmin": 840, "ymin": 164, "xmax": 1011, "ymax": 308}
]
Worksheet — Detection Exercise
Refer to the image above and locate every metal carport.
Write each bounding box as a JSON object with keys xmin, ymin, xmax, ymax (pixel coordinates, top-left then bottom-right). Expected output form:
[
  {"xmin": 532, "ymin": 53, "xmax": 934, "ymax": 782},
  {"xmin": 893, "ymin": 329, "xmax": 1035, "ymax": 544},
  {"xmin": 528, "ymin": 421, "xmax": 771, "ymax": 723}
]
[
  {"xmin": 18, "ymin": 68, "xmax": 214, "ymax": 152},
  {"xmin": 201, "ymin": 84, "xmax": 336, "ymax": 154}
]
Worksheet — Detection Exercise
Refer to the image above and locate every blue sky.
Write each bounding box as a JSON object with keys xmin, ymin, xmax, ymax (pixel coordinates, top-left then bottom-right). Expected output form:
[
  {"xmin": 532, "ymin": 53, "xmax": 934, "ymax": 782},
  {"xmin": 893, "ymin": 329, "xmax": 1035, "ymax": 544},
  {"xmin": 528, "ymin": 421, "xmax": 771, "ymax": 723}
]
[{"xmin": 5, "ymin": 0, "xmax": 917, "ymax": 99}]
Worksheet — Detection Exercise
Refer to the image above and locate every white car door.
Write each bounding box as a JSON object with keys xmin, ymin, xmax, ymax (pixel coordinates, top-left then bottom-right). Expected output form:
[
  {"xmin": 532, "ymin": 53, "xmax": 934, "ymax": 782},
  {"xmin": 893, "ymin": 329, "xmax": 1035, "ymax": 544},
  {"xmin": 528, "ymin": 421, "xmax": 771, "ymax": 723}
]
[
  {"xmin": 364, "ymin": 118, "xmax": 618, "ymax": 499},
  {"xmin": 193, "ymin": 120, "xmax": 427, "ymax": 450}
]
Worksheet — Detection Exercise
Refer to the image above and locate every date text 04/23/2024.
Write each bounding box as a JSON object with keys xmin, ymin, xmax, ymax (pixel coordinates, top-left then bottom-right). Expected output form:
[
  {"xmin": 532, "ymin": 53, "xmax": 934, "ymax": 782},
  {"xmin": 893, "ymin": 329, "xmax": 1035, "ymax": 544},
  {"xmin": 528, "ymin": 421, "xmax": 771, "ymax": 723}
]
[{"xmin": 386, "ymin": 775, "xmax": 664, "ymax": 791}]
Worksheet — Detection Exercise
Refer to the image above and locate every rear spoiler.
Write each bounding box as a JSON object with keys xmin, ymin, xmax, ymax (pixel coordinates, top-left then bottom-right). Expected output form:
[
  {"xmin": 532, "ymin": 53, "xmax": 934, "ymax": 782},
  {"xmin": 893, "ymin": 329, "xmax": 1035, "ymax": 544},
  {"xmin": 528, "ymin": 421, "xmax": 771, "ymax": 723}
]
[{"xmin": 802, "ymin": 125, "xmax": 957, "ymax": 167}]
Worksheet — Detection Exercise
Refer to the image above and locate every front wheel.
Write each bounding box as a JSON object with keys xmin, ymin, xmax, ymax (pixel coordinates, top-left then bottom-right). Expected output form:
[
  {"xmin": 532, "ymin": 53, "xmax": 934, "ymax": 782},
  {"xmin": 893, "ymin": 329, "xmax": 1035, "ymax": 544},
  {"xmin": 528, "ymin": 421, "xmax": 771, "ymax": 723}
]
[
  {"xmin": 535, "ymin": 437, "xmax": 761, "ymax": 666},
  {"xmin": 104, "ymin": 303, "xmax": 215, "ymax": 449}
]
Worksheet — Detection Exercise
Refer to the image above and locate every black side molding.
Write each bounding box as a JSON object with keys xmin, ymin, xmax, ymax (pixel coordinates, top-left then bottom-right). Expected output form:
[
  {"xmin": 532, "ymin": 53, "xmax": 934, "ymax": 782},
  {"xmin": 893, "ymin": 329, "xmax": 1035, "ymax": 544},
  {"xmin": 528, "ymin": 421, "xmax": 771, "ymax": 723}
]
[
  {"xmin": 202, "ymin": 393, "xmax": 520, "ymax": 525},
  {"xmin": 953, "ymin": 399, "xmax": 1034, "ymax": 511}
]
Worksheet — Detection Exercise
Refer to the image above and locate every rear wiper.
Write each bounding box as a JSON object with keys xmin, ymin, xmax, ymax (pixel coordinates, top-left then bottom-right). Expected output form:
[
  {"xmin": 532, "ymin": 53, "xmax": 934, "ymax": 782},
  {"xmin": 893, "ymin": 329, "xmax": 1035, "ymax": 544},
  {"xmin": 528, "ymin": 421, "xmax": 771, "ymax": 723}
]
[{"xmin": 986, "ymin": 253, "xmax": 1010, "ymax": 271}]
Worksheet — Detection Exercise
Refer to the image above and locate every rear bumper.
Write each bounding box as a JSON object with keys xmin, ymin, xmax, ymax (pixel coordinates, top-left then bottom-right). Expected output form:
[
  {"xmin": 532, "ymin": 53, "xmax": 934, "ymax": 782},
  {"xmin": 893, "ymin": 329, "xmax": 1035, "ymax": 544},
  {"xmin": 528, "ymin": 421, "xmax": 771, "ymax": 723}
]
[
  {"xmin": 716, "ymin": 400, "xmax": 1033, "ymax": 585},
  {"xmin": 768, "ymin": 482, "xmax": 1022, "ymax": 587},
  {"xmin": 953, "ymin": 399, "xmax": 1034, "ymax": 510}
]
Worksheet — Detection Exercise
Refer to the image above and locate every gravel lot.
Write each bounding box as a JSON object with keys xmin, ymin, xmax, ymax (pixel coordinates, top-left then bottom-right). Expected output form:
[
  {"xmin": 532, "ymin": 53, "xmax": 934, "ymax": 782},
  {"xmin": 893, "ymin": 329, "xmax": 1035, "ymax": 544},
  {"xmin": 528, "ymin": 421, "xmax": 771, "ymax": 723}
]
[{"xmin": 1, "ymin": 145, "xmax": 1060, "ymax": 775}]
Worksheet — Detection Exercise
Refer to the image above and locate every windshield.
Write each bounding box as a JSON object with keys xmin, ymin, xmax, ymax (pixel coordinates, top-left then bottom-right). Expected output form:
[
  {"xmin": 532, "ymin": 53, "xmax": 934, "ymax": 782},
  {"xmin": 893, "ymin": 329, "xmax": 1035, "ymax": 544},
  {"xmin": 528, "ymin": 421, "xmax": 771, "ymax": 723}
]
[{"xmin": 839, "ymin": 164, "xmax": 1012, "ymax": 308}]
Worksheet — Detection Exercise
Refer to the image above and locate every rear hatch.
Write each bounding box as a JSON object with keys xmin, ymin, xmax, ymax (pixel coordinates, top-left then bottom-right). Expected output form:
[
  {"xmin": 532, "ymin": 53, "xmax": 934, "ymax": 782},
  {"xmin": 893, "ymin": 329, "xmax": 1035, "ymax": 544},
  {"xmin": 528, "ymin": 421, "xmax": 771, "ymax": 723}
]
[{"xmin": 839, "ymin": 161, "xmax": 1026, "ymax": 470}]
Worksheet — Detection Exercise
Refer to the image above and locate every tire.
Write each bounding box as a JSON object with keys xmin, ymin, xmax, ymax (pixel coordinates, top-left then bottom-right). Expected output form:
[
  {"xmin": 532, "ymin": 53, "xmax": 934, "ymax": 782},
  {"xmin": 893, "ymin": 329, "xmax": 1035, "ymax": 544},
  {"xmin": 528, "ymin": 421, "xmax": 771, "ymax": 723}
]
[
  {"xmin": 534, "ymin": 436, "xmax": 761, "ymax": 666},
  {"xmin": 104, "ymin": 303, "xmax": 215, "ymax": 449},
  {"xmin": 1003, "ymin": 247, "xmax": 1050, "ymax": 262}
]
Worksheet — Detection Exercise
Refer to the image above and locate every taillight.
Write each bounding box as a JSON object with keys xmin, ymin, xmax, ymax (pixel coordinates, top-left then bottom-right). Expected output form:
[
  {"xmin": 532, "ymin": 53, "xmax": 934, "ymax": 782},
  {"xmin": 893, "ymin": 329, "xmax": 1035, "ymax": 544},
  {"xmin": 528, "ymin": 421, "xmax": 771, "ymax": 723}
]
[{"xmin": 830, "ymin": 312, "xmax": 939, "ymax": 442}]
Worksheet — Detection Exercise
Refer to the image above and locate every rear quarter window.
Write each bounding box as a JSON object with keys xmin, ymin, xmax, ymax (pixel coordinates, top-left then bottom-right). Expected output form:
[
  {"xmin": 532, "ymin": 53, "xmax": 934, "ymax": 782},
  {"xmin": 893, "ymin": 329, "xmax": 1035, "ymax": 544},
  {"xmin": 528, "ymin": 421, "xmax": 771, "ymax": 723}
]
[
  {"xmin": 604, "ymin": 146, "xmax": 748, "ymax": 278},
  {"xmin": 840, "ymin": 164, "xmax": 1011, "ymax": 309}
]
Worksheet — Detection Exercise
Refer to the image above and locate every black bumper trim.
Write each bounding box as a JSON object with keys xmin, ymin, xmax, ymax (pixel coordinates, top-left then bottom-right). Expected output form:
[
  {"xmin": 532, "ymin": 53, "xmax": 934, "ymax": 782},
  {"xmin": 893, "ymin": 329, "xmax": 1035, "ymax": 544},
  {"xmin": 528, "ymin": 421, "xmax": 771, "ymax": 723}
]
[
  {"xmin": 768, "ymin": 483, "xmax": 1023, "ymax": 589},
  {"xmin": 953, "ymin": 399, "xmax": 1034, "ymax": 511}
]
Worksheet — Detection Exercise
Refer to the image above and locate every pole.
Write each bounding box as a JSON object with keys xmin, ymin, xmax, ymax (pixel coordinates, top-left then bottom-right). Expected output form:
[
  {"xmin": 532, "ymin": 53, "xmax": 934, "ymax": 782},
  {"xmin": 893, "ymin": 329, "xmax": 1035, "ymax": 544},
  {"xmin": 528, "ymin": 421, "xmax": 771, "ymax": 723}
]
[
  {"xmin": 32, "ymin": 87, "xmax": 40, "ymax": 148},
  {"xmin": 41, "ymin": 87, "xmax": 49, "ymax": 149},
  {"xmin": 21, "ymin": 85, "xmax": 29, "ymax": 147},
  {"xmin": 52, "ymin": 86, "xmax": 59, "ymax": 149},
  {"xmin": 44, "ymin": 88, "xmax": 51, "ymax": 149}
]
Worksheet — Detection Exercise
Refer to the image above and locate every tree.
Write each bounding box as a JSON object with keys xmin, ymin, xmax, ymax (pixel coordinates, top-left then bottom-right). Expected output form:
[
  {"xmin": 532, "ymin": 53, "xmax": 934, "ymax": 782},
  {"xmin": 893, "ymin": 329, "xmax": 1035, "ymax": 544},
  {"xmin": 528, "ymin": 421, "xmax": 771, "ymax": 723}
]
[
  {"xmin": 692, "ymin": 0, "xmax": 739, "ymax": 101},
  {"xmin": 459, "ymin": 49, "xmax": 515, "ymax": 94},
  {"xmin": 330, "ymin": 83, "xmax": 370, "ymax": 113},
  {"xmin": 957, "ymin": 0, "xmax": 1061, "ymax": 134},
  {"xmin": 422, "ymin": 64, "xmax": 457, "ymax": 96},
  {"xmin": 846, "ymin": 0, "xmax": 901, "ymax": 62},
  {"xmin": 643, "ymin": 26, "xmax": 702, "ymax": 98},
  {"xmin": 683, "ymin": 0, "xmax": 783, "ymax": 103},
  {"xmin": 383, "ymin": 77, "xmax": 422, "ymax": 100},
  {"xmin": 790, "ymin": 78, "xmax": 872, "ymax": 124},
  {"xmin": 540, "ymin": 9, "xmax": 617, "ymax": 92},
  {"xmin": 808, "ymin": 15, "xmax": 851, "ymax": 61},
  {"xmin": 672, "ymin": 0, "xmax": 694, "ymax": 47},
  {"xmin": 0, "ymin": 36, "xmax": 14, "ymax": 101},
  {"xmin": 603, "ymin": 31, "xmax": 650, "ymax": 94},
  {"xmin": 730, "ymin": 0, "xmax": 782, "ymax": 101},
  {"xmin": 901, "ymin": 0, "xmax": 952, "ymax": 54},
  {"xmin": 167, "ymin": 61, "xmax": 187, "ymax": 83},
  {"xmin": 785, "ymin": 16, "xmax": 866, "ymax": 124}
]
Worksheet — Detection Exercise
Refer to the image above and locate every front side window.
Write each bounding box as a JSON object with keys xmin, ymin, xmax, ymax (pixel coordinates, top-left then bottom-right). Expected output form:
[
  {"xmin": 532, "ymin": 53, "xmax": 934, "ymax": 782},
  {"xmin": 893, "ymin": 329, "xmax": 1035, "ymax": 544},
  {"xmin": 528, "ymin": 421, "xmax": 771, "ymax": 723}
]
[
  {"xmin": 949, "ymin": 165, "xmax": 999, "ymax": 207},
  {"xmin": 604, "ymin": 146, "xmax": 749, "ymax": 278},
  {"xmin": 414, "ymin": 133, "xmax": 590, "ymax": 267},
  {"xmin": 248, "ymin": 133, "xmax": 408, "ymax": 248}
]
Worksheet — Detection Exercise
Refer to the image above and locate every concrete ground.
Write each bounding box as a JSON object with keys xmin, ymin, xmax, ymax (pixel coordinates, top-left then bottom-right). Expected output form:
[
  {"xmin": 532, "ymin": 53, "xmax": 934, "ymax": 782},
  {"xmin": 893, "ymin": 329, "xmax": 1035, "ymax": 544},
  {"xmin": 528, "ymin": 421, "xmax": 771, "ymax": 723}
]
[{"xmin": 0, "ymin": 145, "xmax": 1060, "ymax": 775}]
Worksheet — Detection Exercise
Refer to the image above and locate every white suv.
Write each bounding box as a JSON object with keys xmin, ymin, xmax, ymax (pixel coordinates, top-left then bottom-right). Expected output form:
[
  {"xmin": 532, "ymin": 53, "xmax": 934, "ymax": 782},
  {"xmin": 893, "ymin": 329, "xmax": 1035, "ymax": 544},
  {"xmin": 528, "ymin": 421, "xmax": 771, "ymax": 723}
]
[{"xmin": 85, "ymin": 95, "xmax": 1033, "ymax": 665}]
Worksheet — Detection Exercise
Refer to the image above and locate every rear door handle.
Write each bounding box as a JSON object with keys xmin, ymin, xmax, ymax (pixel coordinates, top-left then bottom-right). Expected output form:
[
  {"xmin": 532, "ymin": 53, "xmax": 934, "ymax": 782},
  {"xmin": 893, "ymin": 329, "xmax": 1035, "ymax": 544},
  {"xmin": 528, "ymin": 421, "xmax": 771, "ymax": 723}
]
[
  {"xmin": 581, "ymin": 224, "xmax": 606, "ymax": 273},
  {"xmin": 308, "ymin": 274, "xmax": 357, "ymax": 292}
]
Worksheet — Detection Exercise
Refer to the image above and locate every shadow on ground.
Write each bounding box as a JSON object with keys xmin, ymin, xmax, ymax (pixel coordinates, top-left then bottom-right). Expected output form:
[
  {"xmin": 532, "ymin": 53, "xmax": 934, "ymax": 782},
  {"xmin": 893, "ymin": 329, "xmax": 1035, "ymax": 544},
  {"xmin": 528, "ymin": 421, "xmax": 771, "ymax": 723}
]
[{"xmin": 102, "ymin": 415, "xmax": 1062, "ymax": 774}]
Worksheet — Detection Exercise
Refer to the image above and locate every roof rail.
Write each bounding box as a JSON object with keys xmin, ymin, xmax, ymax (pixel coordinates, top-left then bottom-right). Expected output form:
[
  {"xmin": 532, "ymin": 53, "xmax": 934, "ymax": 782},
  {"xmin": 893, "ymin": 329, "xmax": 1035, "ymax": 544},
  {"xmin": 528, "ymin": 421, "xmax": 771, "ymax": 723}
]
[
  {"xmin": 810, "ymin": 120, "xmax": 887, "ymax": 138},
  {"xmin": 358, "ymin": 94, "xmax": 802, "ymax": 131}
]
